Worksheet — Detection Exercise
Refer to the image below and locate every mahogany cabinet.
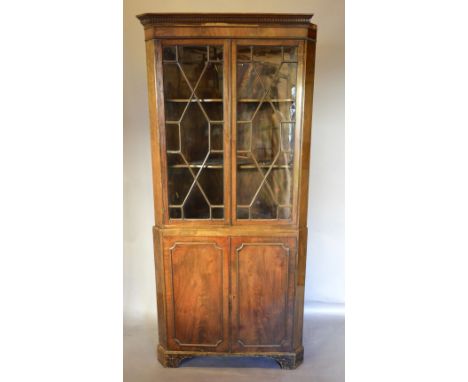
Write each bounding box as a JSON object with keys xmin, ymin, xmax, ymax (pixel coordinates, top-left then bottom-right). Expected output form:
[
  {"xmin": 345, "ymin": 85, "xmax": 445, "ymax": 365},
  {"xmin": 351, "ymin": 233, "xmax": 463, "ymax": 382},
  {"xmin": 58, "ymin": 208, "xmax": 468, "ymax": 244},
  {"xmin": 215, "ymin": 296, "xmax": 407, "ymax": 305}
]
[{"xmin": 137, "ymin": 13, "xmax": 317, "ymax": 369}]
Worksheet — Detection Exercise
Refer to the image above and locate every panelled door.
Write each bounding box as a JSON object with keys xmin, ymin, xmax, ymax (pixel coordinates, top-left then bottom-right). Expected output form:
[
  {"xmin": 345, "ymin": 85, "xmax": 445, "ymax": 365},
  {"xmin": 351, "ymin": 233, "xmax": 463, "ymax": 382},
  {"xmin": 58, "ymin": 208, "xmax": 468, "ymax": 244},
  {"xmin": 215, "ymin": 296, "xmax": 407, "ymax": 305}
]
[
  {"xmin": 230, "ymin": 237, "xmax": 297, "ymax": 352},
  {"xmin": 162, "ymin": 236, "xmax": 230, "ymax": 352}
]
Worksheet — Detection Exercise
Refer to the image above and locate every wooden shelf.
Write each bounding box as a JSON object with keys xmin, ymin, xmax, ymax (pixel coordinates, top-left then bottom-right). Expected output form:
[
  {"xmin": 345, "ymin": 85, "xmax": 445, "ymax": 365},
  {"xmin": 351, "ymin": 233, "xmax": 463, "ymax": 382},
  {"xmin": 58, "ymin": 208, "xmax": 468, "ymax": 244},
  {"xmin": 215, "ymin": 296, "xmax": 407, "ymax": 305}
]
[
  {"xmin": 166, "ymin": 99, "xmax": 295, "ymax": 103},
  {"xmin": 238, "ymin": 99, "xmax": 295, "ymax": 103},
  {"xmin": 169, "ymin": 160, "xmax": 292, "ymax": 170},
  {"xmin": 167, "ymin": 99, "xmax": 222, "ymax": 103}
]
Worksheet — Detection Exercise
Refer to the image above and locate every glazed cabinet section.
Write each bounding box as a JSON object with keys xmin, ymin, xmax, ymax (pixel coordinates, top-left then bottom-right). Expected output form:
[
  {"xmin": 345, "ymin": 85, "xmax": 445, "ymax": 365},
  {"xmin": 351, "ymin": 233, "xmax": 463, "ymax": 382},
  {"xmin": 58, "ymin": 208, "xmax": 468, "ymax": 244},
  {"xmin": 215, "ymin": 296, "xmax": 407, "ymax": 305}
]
[
  {"xmin": 157, "ymin": 40, "xmax": 303, "ymax": 225},
  {"xmin": 162, "ymin": 235, "xmax": 297, "ymax": 352}
]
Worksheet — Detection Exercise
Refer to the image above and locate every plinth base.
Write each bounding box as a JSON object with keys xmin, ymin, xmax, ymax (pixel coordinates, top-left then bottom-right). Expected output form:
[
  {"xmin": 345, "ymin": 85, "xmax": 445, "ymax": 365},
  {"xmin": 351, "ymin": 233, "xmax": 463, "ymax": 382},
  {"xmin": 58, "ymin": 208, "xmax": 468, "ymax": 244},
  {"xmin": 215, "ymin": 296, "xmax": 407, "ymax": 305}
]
[{"xmin": 157, "ymin": 345, "xmax": 304, "ymax": 369}]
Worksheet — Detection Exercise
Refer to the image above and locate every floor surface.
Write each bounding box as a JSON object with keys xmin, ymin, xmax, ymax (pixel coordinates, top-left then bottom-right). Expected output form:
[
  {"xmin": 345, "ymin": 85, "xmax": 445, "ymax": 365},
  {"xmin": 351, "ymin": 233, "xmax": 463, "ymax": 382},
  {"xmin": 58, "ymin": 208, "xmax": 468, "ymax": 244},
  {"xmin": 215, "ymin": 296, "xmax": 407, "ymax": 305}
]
[{"xmin": 124, "ymin": 304, "xmax": 344, "ymax": 382}]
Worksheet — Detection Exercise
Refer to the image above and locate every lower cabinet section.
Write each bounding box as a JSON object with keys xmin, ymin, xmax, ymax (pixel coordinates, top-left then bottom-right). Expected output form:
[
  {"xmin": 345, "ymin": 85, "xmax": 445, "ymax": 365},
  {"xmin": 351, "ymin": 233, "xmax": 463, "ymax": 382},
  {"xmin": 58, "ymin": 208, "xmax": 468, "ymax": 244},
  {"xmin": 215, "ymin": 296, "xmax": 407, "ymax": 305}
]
[
  {"xmin": 230, "ymin": 237, "xmax": 297, "ymax": 352},
  {"xmin": 162, "ymin": 235, "xmax": 297, "ymax": 354}
]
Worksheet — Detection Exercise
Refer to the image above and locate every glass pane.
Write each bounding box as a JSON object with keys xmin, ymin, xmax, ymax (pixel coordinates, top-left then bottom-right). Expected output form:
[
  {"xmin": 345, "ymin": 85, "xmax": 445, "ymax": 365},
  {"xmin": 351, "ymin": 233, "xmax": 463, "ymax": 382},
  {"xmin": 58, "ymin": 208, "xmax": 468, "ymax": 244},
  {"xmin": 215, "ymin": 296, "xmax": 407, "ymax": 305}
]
[
  {"xmin": 237, "ymin": 207, "xmax": 249, "ymax": 219},
  {"xmin": 210, "ymin": 124, "xmax": 223, "ymax": 151},
  {"xmin": 237, "ymin": 63, "xmax": 264, "ymax": 99},
  {"xmin": 163, "ymin": 63, "xmax": 191, "ymax": 99},
  {"xmin": 180, "ymin": 102, "xmax": 208, "ymax": 163},
  {"xmin": 178, "ymin": 46, "xmax": 208, "ymax": 62},
  {"xmin": 165, "ymin": 123, "xmax": 179, "ymax": 151},
  {"xmin": 253, "ymin": 46, "xmax": 283, "ymax": 65},
  {"xmin": 283, "ymin": 46, "xmax": 298, "ymax": 62},
  {"xmin": 250, "ymin": 187, "xmax": 277, "ymax": 219},
  {"xmin": 272, "ymin": 101, "xmax": 295, "ymax": 122},
  {"xmin": 163, "ymin": 46, "xmax": 176, "ymax": 61},
  {"xmin": 209, "ymin": 46, "xmax": 223, "ymax": 61},
  {"xmin": 236, "ymin": 154, "xmax": 263, "ymax": 207},
  {"xmin": 162, "ymin": 44, "xmax": 225, "ymax": 220},
  {"xmin": 167, "ymin": 153, "xmax": 192, "ymax": 206},
  {"xmin": 211, "ymin": 207, "xmax": 224, "ymax": 219},
  {"xmin": 236, "ymin": 45, "xmax": 298, "ymax": 220},
  {"xmin": 250, "ymin": 102, "xmax": 281, "ymax": 163},
  {"xmin": 236, "ymin": 122, "xmax": 251, "ymax": 151},
  {"xmin": 198, "ymin": 152, "xmax": 224, "ymax": 207},
  {"xmin": 164, "ymin": 101, "xmax": 187, "ymax": 122},
  {"xmin": 274, "ymin": 62, "xmax": 298, "ymax": 100},
  {"xmin": 184, "ymin": 186, "xmax": 210, "ymax": 219},
  {"xmin": 280, "ymin": 122, "xmax": 295, "ymax": 152},
  {"xmin": 203, "ymin": 101, "xmax": 223, "ymax": 122},
  {"xmin": 237, "ymin": 46, "xmax": 251, "ymax": 61},
  {"xmin": 169, "ymin": 207, "xmax": 182, "ymax": 219},
  {"xmin": 278, "ymin": 206, "xmax": 292, "ymax": 219},
  {"xmin": 196, "ymin": 62, "xmax": 223, "ymax": 99}
]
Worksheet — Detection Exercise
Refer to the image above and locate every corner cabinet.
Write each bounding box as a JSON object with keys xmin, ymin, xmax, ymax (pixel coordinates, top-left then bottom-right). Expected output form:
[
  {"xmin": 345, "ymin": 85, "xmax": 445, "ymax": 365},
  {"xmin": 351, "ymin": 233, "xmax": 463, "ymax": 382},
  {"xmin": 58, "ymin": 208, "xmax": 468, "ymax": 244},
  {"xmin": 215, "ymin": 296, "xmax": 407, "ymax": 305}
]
[{"xmin": 137, "ymin": 13, "xmax": 317, "ymax": 369}]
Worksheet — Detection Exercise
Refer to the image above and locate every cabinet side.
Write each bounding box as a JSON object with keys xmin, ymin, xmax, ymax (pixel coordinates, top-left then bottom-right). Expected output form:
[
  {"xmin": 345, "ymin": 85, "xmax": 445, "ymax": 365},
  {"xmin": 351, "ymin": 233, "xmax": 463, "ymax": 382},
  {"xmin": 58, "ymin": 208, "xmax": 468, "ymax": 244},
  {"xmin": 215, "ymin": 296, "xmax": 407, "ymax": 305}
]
[
  {"xmin": 293, "ymin": 227, "xmax": 308, "ymax": 349},
  {"xmin": 298, "ymin": 26, "xmax": 317, "ymax": 228},
  {"xmin": 144, "ymin": 39, "xmax": 164, "ymax": 225},
  {"xmin": 153, "ymin": 227, "xmax": 167, "ymax": 347},
  {"xmin": 145, "ymin": 37, "xmax": 168, "ymax": 347},
  {"xmin": 294, "ymin": 25, "xmax": 317, "ymax": 350}
]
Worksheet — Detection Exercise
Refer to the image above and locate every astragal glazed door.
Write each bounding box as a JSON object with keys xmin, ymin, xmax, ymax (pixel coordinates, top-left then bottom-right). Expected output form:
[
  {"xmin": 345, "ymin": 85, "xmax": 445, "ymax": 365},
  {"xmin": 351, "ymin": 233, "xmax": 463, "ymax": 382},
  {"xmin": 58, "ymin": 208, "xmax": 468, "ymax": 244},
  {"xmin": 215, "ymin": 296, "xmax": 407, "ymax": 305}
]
[{"xmin": 157, "ymin": 40, "xmax": 303, "ymax": 226}]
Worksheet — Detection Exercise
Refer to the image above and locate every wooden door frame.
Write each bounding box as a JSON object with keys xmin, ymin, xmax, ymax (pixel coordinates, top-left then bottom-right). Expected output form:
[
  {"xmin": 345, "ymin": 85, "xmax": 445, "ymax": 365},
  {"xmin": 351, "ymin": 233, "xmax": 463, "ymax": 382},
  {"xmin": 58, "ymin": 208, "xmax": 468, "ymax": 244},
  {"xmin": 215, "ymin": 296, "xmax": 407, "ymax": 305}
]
[
  {"xmin": 153, "ymin": 38, "xmax": 307, "ymax": 229},
  {"xmin": 155, "ymin": 39, "xmax": 232, "ymax": 227},
  {"xmin": 229, "ymin": 236, "xmax": 297, "ymax": 352},
  {"xmin": 162, "ymin": 235, "xmax": 230, "ymax": 352},
  {"xmin": 230, "ymin": 39, "xmax": 305, "ymax": 227}
]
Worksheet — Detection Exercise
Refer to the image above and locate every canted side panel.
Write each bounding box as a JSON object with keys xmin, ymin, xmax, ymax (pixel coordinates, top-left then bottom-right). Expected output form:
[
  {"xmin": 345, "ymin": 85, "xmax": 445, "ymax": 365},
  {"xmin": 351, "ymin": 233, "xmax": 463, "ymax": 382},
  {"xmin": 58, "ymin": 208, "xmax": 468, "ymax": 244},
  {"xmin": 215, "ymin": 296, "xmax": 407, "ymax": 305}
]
[
  {"xmin": 153, "ymin": 228, "xmax": 167, "ymax": 347},
  {"xmin": 145, "ymin": 40, "xmax": 164, "ymax": 225},
  {"xmin": 298, "ymin": 39, "xmax": 316, "ymax": 227},
  {"xmin": 162, "ymin": 236, "xmax": 229, "ymax": 352},
  {"xmin": 293, "ymin": 228, "xmax": 308, "ymax": 349},
  {"xmin": 231, "ymin": 236, "xmax": 297, "ymax": 352}
]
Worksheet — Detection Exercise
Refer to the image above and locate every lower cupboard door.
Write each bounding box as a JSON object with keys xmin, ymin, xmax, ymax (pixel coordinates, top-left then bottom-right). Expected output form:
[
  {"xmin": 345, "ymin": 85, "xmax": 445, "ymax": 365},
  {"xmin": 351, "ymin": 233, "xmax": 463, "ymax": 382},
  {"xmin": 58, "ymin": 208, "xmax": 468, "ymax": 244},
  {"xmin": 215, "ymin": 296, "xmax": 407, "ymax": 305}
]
[
  {"xmin": 162, "ymin": 236, "xmax": 229, "ymax": 352},
  {"xmin": 230, "ymin": 237, "xmax": 297, "ymax": 352}
]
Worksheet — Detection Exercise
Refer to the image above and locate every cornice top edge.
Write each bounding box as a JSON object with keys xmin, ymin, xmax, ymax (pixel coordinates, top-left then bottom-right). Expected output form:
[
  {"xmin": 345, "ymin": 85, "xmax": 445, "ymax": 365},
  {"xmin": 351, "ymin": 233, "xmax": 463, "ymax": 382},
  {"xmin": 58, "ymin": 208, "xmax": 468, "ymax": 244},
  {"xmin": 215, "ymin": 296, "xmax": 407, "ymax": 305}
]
[{"xmin": 136, "ymin": 13, "xmax": 314, "ymax": 27}]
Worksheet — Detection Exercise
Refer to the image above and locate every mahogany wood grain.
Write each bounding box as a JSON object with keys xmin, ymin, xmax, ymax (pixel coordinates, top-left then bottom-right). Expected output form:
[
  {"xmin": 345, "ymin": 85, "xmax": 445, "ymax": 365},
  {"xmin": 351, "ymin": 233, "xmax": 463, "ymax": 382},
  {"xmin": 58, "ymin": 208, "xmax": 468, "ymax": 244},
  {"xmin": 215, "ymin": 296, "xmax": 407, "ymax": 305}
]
[
  {"xmin": 144, "ymin": 39, "xmax": 164, "ymax": 225},
  {"xmin": 293, "ymin": 227, "xmax": 308, "ymax": 350},
  {"xmin": 297, "ymin": 37, "xmax": 317, "ymax": 228},
  {"xmin": 162, "ymin": 236, "xmax": 230, "ymax": 352},
  {"xmin": 230, "ymin": 237, "xmax": 296, "ymax": 352},
  {"xmin": 153, "ymin": 227, "xmax": 167, "ymax": 347},
  {"xmin": 143, "ymin": 27, "xmax": 313, "ymax": 41},
  {"xmin": 157, "ymin": 226, "xmax": 299, "ymax": 238}
]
